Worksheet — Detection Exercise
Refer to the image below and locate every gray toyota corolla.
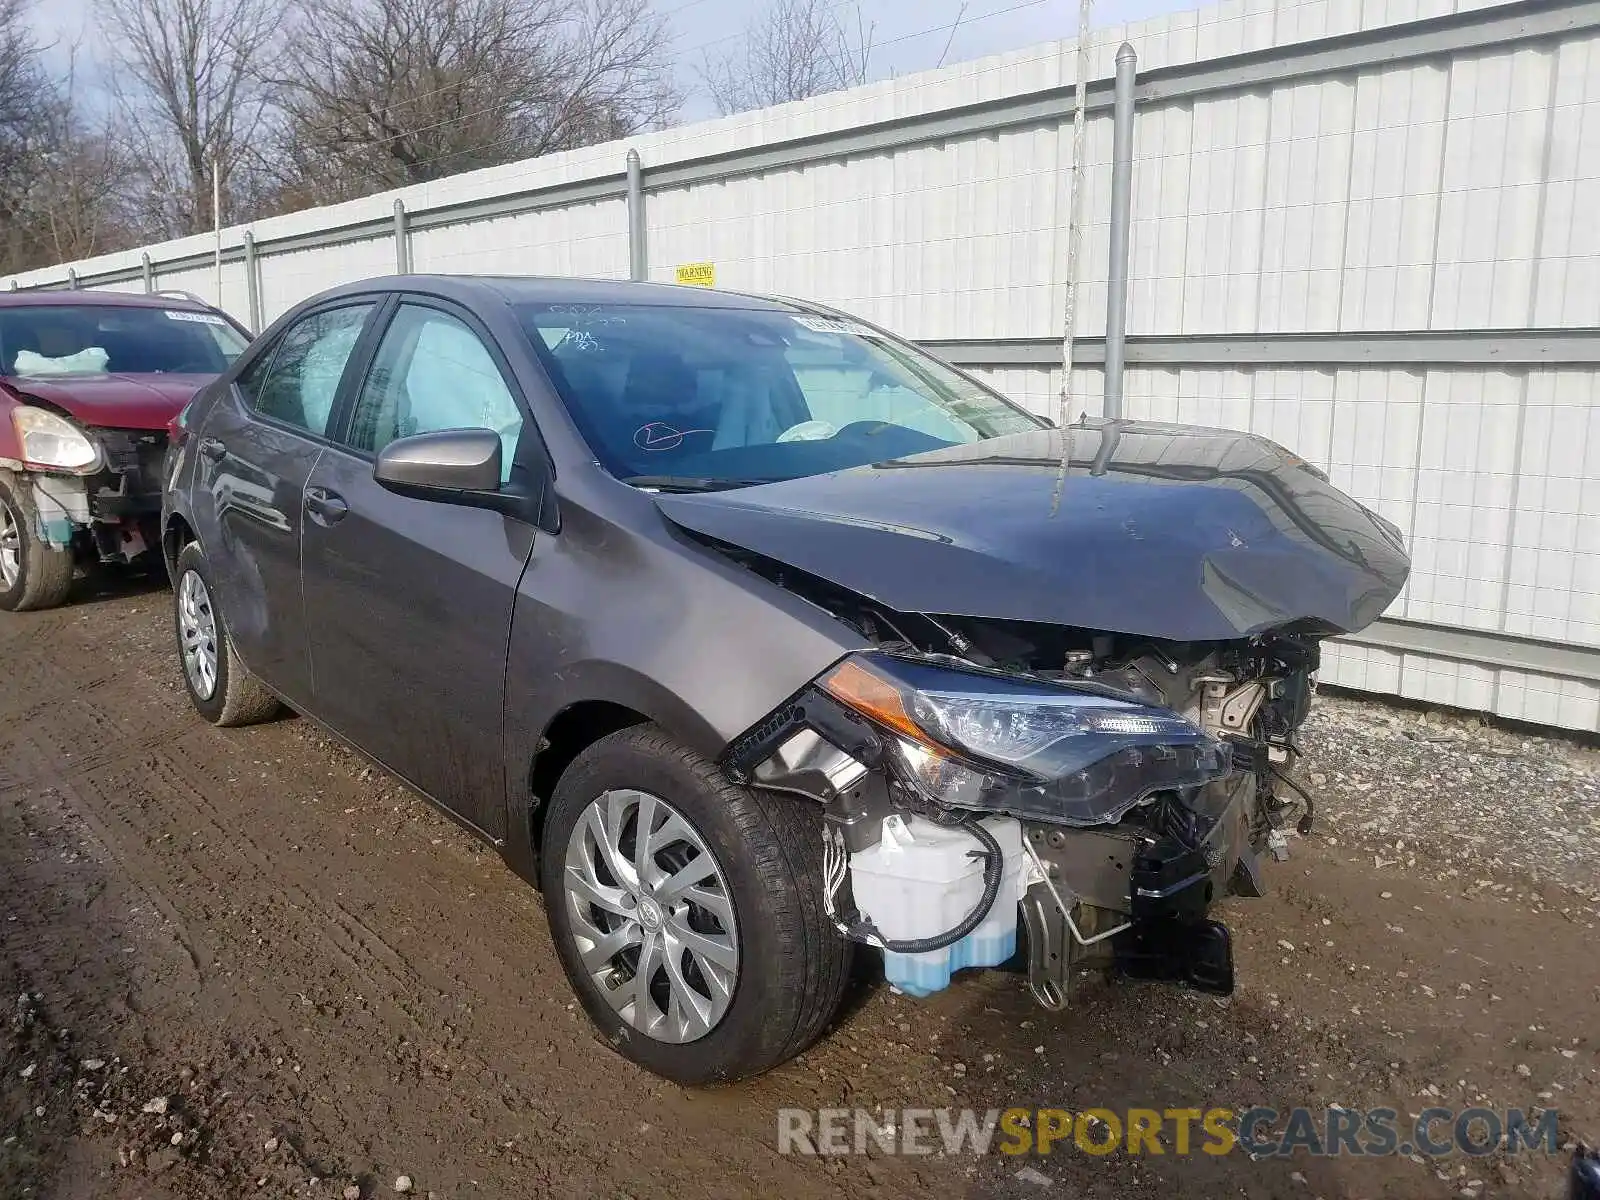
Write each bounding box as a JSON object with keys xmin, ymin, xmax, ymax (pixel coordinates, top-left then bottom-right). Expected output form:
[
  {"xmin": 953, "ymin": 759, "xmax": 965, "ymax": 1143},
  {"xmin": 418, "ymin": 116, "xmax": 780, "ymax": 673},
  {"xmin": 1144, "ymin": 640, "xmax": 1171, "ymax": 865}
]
[{"xmin": 162, "ymin": 276, "xmax": 1409, "ymax": 1084}]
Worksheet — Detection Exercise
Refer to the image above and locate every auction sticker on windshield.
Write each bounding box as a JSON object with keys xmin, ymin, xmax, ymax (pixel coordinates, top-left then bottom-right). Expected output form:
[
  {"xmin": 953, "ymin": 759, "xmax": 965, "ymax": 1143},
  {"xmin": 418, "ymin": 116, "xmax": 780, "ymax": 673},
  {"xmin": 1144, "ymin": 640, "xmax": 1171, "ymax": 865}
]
[
  {"xmin": 165, "ymin": 310, "xmax": 227, "ymax": 325},
  {"xmin": 792, "ymin": 315, "xmax": 884, "ymax": 338}
]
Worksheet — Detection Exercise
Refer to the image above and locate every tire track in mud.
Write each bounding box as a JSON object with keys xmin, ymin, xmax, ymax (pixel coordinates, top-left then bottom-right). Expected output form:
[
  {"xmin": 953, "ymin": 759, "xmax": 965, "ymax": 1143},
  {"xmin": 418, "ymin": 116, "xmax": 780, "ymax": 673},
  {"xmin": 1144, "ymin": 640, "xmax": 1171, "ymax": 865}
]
[
  {"xmin": 0, "ymin": 739, "xmax": 199, "ymax": 1066},
  {"xmin": 1, "ymin": 591, "xmax": 936, "ymax": 1200},
  {"xmin": 4, "ymin": 679, "xmax": 537, "ymax": 1173},
  {"xmin": 117, "ymin": 743, "xmax": 424, "ymax": 974},
  {"xmin": 2, "ymin": 630, "xmax": 455, "ymax": 1036}
]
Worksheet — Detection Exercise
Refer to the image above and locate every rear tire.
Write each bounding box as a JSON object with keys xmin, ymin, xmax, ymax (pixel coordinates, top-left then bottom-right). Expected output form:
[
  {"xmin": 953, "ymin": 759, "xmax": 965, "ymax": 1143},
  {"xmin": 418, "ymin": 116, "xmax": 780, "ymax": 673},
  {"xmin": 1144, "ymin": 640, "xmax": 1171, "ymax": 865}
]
[
  {"xmin": 0, "ymin": 472, "xmax": 76, "ymax": 612},
  {"xmin": 172, "ymin": 542, "xmax": 281, "ymax": 727},
  {"xmin": 540, "ymin": 724, "xmax": 850, "ymax": 1084}
]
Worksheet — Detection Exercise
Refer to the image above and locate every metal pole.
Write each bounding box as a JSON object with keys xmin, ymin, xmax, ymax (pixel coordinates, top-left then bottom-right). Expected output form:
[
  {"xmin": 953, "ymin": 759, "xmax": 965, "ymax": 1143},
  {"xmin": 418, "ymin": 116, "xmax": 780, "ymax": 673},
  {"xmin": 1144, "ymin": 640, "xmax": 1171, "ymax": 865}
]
[
  {"xmin": 141, "ymin": 253, "xmax": 153, "ymax": 293},
  {"xmin": 67, "ymin": 268, "xmax": 79, "ymax": 290},
  {"xmin": 212, "ymin": 155, "xmax": 224, "ymax": 305},
  {"xmin": 626, "ymin": 149, "xmax": 647, "ymax": 282},
  {"xmin": 393, "ymin": 199, "xmax": 410, "ymax": 274},
  {"xmin": 243, "ymin": 231, "xmax": 262, "ymax": 331},
  {"xmin": 1057, "ymin": 0, "xmax": 1095, "ymax": 427},
  {"xmin": 1104, "ymin": 42, "xmax": 1137, "ymax": 420}
]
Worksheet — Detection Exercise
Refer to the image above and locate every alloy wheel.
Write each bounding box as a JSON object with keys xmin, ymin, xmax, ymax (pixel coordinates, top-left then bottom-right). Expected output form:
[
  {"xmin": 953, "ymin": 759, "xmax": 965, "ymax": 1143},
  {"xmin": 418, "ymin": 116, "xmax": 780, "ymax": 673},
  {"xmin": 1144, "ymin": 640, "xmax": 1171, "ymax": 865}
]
[
  {"xmin": 177, "ymin": 569, "xmax": 219, "ymax": 700},
  {"xmin": 562, "ymin": 788, "xmax": 740, "ymax": 1044},
  {"xmin": 0, "ymin": 500, "xmax": 20, "ymax": 589}
]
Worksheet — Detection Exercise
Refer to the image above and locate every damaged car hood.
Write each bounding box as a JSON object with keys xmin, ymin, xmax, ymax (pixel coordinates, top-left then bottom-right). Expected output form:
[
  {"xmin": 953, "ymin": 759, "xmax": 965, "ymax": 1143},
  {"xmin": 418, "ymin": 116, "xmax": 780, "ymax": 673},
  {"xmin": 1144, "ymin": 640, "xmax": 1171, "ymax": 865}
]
[
  {"xmin": 655, "ymin": 420, "xmax": 1411, "ymax": 642},
  {"xmin": 7, "ymin": 373, "xmax": 212, "ymax": 431}
]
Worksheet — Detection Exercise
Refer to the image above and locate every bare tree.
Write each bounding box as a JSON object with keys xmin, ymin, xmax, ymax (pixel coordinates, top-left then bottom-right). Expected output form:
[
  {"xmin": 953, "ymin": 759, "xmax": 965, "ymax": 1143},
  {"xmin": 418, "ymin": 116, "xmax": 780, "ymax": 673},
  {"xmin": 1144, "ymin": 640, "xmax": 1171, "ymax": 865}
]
[
  {"xmin": 95, "ymin": 0, "xmax": 288, "ymax": 238},
  {"xmin": 0, "ymin": 0, "xmax": 55, "ymax": 256},
  {"xmin": 26, "ymin": 52, "xmax": 138, "ymax": 264},
  {"xmin": 271, "ymin": 0, "xmax": 679, "ymax": 208},
  {"xmin": 700, "ymin": 0, "xmax": 873, "ymax": 116},
  {"xmin": 0, "ymin": 1, "xmax": 135, "ymax": 272},
  {"xmin": 0, "ymin": 0, "xmax": 43, "ymax": 142}
]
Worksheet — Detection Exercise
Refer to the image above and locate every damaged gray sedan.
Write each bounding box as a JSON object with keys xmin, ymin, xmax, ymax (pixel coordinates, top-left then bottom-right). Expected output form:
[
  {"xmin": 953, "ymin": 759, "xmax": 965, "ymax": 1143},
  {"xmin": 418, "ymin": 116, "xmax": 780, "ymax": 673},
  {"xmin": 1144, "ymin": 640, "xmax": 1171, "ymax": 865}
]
[{"xmin": 161, "ymin": 276, "xmax": 1409, "ymax": 1084}]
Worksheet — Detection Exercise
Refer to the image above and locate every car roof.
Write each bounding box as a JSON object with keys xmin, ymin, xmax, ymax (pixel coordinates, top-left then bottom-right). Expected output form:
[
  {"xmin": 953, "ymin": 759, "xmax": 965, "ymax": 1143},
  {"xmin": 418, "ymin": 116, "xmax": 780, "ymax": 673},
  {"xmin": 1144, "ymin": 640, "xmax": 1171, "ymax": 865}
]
[
  {"xmin": 0, "ymin": 289, "xmax": 216, "ymax": 311},
  {"xmin": 480, "ymin": 276, "xmax": 799, "ymax": 311},
  {"xmin": 315, "ymin": 274, "xmax": 806, "ymax": 313}
]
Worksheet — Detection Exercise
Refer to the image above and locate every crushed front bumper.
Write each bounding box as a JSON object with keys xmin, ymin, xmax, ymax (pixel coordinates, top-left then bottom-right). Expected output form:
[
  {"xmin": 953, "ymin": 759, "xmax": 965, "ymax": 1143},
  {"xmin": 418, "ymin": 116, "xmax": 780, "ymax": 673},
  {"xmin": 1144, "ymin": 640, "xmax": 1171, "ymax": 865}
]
[
  {"xmin": 1016, "ymin": 770, "xmax": 1259, "ymax": 1007},
  {"xmin": 27, "ymin": 428, "xmax": 167, "ymax": 564},
  {"xmin": 730, "ymin": 677, "xmax": 1273, "ymax": 1011}
]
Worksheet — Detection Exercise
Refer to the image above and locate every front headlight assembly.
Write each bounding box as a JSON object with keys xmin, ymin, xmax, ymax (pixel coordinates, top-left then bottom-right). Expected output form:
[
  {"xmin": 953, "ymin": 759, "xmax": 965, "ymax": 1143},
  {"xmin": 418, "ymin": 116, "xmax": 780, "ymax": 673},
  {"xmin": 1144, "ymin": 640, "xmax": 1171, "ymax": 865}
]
[
  {"xmin": 817, "ymin": 652, "xmax": 1231, "ymax": 826},
  {"xmin": 12, "ymin": 406, "xmax": 102, "ymax": 473}
]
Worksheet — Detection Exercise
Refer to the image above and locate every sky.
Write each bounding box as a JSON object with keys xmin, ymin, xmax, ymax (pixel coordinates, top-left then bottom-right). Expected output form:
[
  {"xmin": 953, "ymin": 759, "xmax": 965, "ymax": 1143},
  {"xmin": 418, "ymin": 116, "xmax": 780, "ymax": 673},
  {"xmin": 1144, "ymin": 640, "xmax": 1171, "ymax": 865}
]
[
  {"xmin": 661, "ymin": 0, "xmax": 1191, "ymax": 120},
  {"xmin": 28, "ymin": 0, "xmax": 1195, "ymax": 123}
]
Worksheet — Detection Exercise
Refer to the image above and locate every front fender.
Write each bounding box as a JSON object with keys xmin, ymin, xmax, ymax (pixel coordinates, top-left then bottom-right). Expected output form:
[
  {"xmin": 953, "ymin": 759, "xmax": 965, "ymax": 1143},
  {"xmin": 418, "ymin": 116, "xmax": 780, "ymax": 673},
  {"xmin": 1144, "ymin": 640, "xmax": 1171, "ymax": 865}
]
[
  {"xmin": 496, "ymin": 496, "xmax": 869, "ymax": 883},
  {"xmin": 526, "ymin": 659, "xmax": 732, "ymax": 766},
  {"xmin": 0, "ymin": 387, "xmax": 24, "ymax": 469},
  {"xmin": 499, "ymin": 659, "xmax": 733, "ymax": 887}
]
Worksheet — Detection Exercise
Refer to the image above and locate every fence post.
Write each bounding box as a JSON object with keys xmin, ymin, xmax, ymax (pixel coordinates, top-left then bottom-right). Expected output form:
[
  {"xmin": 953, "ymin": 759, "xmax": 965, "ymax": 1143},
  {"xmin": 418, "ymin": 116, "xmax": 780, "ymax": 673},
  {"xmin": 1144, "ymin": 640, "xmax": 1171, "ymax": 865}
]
[
  {"xmin": 243, "ymin": 231, "xmax": 263, "ymax": 331},
  {"xmin": 626, "ymin": 149, "xmax": 647, "ymax": 282},
  {"xmin": 394, "ymin": 200, "xmax": 410, "ymax": 274},
  {"xmin": 141, "ymin": 253, "xmax": 154, "ymax": 293},
  {"xmin": 1057, "ymin": 0, "xmax": 1094, "ymax": 426},
  {"xmin": 67, "ymin": 268, "xmax": 79, "ymax": 290},
  {"xmin": 1103, "ymin": 42, "xmax": 1137, "ymax": 420}
]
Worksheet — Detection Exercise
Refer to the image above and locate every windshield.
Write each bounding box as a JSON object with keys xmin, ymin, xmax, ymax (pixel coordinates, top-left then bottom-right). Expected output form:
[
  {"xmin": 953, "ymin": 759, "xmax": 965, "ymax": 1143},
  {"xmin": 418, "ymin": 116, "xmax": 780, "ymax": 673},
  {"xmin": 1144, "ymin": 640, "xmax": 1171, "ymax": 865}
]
[
  {"xmin": 517, "ymin": 303, "xmax": 1043, "ymax": 486},
  {"xmin": 0, "ymin": 304, "xmax": 249, "ymax": 378}
]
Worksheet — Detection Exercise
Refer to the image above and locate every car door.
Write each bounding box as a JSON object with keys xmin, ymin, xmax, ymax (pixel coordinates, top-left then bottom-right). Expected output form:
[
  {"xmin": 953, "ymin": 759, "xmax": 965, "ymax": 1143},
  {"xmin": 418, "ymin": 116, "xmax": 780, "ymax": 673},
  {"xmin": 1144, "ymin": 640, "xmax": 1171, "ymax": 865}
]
[
  {"xmin": 191, "ymin": 300, "xmax": 380, "ymax": 707},
  {"xmin": 300, "ymin": 299, "xmax": 538, "ymax": 840}
]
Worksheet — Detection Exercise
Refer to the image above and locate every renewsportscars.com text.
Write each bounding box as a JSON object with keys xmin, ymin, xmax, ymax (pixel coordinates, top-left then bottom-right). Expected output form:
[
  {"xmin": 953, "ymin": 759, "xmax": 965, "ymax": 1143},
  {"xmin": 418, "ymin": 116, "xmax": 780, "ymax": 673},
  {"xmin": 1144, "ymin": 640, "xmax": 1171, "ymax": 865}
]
[{"xmin": 777, "ymin": 1106, "xmax": 1562, "ymax": 1159}]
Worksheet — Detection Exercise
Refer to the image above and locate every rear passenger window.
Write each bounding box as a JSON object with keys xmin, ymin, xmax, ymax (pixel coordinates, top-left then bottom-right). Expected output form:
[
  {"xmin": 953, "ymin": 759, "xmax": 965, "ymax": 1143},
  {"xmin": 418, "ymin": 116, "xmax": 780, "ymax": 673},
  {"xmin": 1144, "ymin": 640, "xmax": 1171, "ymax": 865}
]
[{"xmin": 239, "ymin": 304, "xmax": 373, "ymax": 437}]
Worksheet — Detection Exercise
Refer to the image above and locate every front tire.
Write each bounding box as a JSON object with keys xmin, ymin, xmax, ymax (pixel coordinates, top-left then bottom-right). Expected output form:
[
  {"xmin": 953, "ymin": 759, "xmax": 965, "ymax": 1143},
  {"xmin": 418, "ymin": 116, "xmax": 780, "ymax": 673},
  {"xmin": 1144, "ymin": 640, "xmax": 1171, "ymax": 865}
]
[
  {"xmin": 541, "ymin": 725, "xmax": 850, "ymax": 1084},
  {"xmin": 172, "ymin": 542, "xmax": 281, "ymax": 727},
  {"xmin": 0, "ymin": 472, "xmax": 76, "ymax": 612}
]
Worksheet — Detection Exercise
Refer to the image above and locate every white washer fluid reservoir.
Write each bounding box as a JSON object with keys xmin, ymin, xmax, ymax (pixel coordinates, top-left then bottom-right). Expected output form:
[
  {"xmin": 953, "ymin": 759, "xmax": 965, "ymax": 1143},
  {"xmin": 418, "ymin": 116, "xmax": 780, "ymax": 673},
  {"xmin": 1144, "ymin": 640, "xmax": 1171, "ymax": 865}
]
[{"xmin": 848, "ymin": 813, "xmax": 1025, "ymax": 997}]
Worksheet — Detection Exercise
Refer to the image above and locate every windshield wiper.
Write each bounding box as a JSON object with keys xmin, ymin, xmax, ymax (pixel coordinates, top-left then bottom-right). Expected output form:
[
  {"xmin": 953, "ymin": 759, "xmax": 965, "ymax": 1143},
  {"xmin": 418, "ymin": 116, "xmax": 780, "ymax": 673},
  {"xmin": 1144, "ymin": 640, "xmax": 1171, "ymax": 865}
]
[{"xmin": 622, "ymin": 475, "xmax": 776, "ymax": 493}]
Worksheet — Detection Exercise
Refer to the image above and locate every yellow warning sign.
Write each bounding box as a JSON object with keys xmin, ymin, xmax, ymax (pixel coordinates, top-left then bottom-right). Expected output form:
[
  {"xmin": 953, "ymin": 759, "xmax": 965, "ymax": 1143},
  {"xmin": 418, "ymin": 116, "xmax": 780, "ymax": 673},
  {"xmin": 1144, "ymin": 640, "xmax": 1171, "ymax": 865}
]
[{"xmin": 675, "ymin": 262, "xmax": 716, "ymax": 288}]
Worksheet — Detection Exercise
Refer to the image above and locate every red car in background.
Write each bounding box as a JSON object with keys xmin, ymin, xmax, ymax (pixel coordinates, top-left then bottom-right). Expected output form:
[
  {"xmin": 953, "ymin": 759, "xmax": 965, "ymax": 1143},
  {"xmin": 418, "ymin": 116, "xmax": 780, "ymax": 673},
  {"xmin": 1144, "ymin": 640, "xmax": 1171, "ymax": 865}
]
[{"xmin": 0, "ymin": 290, "xmax": 250, "ymax": 611}]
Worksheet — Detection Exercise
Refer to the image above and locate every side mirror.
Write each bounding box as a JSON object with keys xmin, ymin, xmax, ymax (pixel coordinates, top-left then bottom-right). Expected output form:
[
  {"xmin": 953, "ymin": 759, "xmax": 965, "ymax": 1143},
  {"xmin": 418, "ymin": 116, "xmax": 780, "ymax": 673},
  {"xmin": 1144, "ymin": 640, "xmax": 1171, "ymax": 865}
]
[
  {"xmin": 373, "ymin": 428, "xmax": 556, "ymax": 529},
  {"xmin": 374, "ymin": 428, "xmax": 504, "ymax": 496}
]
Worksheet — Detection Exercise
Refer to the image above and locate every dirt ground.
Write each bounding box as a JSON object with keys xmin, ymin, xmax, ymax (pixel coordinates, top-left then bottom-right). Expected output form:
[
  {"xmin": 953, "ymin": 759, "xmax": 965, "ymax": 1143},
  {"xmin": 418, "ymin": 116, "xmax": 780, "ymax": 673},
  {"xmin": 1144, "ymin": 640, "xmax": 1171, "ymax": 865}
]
[{"xmin": 2, "ymin": 576, "xmax": 1596, "ymax": 1200}]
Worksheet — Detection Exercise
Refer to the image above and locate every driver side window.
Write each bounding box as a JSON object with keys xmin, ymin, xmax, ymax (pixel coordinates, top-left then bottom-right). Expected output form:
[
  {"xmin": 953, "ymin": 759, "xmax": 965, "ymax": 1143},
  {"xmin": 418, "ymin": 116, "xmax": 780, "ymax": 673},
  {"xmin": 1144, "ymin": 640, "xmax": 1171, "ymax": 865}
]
[{"xmin": 346, "ymin": 304, "xmax": 524, "ymax": 483}]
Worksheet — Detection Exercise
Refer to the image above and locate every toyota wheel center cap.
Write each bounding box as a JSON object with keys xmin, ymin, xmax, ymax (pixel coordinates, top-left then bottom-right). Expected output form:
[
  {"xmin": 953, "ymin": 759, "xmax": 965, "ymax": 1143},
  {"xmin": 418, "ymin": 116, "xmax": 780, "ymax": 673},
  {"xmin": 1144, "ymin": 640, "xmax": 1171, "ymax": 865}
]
[{"xmin": 637, "ymin": 897, "xmax": 664, "ymax": 930}]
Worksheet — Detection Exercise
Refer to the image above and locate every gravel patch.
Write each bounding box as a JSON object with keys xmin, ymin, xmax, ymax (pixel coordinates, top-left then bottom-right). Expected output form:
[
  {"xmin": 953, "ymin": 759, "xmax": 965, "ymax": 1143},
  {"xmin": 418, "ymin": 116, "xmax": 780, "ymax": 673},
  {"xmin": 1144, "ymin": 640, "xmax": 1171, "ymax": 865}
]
[{"xmin": 1296, "ymin": 692, "xmax": 1600, "ymax": 893}]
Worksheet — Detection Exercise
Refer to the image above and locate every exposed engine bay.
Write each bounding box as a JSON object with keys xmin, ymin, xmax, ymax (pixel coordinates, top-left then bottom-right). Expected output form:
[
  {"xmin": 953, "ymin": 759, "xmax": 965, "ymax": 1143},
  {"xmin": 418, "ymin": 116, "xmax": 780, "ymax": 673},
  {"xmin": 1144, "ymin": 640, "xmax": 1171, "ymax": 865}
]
[
  {"xmin": 721, "ymin": 546, "xmax": 1322, "ymax": 1011},
  {"xmin": 5, "ymin": 425, "xmax": 170, "ymax": 569},
  {"xmin": 12, "ymin": 426, "xmax": 168, "ymax": 567}
]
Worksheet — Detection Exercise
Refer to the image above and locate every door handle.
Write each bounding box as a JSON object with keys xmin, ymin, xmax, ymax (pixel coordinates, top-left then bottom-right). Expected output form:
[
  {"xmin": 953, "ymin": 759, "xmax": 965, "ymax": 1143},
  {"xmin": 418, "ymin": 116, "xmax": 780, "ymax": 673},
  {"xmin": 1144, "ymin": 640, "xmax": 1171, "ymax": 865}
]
[
  {"xmin": 304, "ymin": 487, "xmax": 349, "ymax": 526},
  {"xmin": 198, "ymin": 437, "xmax": 227, "ymax": 462}
]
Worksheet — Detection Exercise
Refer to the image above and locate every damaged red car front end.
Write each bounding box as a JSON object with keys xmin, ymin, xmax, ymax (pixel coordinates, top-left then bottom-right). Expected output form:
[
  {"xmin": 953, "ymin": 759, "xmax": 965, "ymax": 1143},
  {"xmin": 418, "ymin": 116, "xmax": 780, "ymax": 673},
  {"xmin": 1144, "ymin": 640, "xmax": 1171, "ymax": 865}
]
[{"xmin": 0, "ymin": 292, "xmax": 248, "ymax": 611}]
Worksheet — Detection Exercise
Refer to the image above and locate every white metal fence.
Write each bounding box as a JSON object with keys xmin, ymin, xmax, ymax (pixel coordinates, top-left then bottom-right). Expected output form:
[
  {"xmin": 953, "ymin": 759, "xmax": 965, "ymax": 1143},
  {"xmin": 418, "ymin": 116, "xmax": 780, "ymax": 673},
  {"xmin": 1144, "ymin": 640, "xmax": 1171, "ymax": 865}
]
[{"xmin": 12, "ymin": 0, "xmax": 1600, "ymax": 733}]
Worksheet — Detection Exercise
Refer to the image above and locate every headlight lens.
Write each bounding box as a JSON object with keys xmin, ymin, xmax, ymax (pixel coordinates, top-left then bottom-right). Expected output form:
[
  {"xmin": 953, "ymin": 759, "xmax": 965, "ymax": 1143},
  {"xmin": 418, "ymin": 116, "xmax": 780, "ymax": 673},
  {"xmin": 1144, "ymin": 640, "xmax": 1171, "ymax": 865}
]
[
  {"xmin": 909, "ymin": 686, "xmax": 1203, "ymax": 766},
  {"xmin": 13, "ymin": 407, "xmax": 101, "ymax": 472},
  {"xmin": 819, "ymin": 652, "xmax": 1231, "ymax": 825}
]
